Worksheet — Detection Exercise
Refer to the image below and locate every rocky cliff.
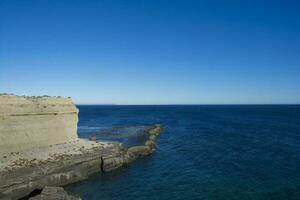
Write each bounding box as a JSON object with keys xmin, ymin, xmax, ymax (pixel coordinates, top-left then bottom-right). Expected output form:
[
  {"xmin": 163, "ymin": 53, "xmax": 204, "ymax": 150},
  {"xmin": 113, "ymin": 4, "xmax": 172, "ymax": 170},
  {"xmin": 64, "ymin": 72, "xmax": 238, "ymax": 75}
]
[
  {"xmin": 0, "ymin": 95, "xmax": 78, "ymax": 155},
  {"xmin": 0, "ymin": 125, "xmax": 161, "ymax": 199},
  {"xmin": 0, "ymin": 94, "xmax": 162, "ymax": 200}
]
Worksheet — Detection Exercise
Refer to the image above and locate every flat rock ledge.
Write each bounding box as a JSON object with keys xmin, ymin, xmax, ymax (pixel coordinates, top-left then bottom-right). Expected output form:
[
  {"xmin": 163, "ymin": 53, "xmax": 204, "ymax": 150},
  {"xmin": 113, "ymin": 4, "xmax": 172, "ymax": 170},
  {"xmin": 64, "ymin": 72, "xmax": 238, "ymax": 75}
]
[
  {"xmin": 29, "ymin": 186, "xmax": 81, "ymax": 200},
  {"xmin": 0, "ymin": 125, "xmax": 162, "ymax": 200}
]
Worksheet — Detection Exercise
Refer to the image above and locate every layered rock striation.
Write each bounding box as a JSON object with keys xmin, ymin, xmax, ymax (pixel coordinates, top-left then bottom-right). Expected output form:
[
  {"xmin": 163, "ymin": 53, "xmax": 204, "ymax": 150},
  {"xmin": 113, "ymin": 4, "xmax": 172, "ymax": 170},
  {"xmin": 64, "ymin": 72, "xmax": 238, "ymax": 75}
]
[
  {"xmin": 0, "ymin": 95, "xmax": 162, "ymax": 200},
  {"xmin": 0, "ymin": 125, "xmax": 161, "ymax": 200},
  {"xmin": 0, "ymin": 95, "xmax": 78, "ymax": 155}
]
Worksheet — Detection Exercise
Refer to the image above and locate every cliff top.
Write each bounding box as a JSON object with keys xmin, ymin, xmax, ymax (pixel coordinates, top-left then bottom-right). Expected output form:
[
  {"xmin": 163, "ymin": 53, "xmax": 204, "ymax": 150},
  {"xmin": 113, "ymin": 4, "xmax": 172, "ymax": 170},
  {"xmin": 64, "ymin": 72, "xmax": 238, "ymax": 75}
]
[
  {"xmin": 0, "ymin": 93, "xmax": 71, "ymax": 100},
  {"xmin": 0, "ymin": 94, "xmax": 77, "ymax": 115}
]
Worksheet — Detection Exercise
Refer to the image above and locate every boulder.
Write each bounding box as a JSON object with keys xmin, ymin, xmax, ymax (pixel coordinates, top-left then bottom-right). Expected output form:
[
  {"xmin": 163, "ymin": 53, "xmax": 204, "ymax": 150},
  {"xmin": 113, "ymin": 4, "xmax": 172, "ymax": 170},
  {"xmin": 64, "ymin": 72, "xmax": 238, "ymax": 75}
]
[
  {"xmin": 89, "ymin": 136, "xmax": 97, "ymax": 141},
  {"xmin": 148, "ymin": 124, "xmax": 161, "ymax": 136}
]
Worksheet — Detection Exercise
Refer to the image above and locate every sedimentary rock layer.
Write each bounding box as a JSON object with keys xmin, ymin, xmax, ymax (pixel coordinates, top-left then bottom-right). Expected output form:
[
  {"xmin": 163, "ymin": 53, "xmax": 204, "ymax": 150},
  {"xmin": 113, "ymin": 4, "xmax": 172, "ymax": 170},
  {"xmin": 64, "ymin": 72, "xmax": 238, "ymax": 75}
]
[
  {"xmin": 0, "ymin": 94, "xmax": 162, "ymax": 199},
  {"xmin": 0, "ymin": 95, "xmax": 78, "ymax": 155},
  {"xmin": 0, "ymin": 125, "xmax": 162, "ymax": 200}
]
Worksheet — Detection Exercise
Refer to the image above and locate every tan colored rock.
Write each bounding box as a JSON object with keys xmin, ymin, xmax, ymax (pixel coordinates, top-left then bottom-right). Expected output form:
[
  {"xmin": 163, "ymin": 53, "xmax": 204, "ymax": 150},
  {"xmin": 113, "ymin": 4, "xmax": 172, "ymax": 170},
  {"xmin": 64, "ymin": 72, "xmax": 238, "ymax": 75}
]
[
  {"xmin": 29, "ymin": 186, "xmax": 81, "ymax": 200},
  {"xmin": 148, "ymin": 124, "xmax": 162, "ymax": 136},
  {"xmin": 0, "ymin": 95, "xmax": 78, "ymax": 155},
  {"xmin": 149, "ymin": 135, "xmax": 156, "ymax": 140},
  {"xmin": 145, "ymin": 138, "xmax": 156, "ymax": 148},
  {"xmin": 101, "ymin": 155, "xmax": 126, "ymax": 172},
  {"xmin": 127, "ymin": 145, "xmax": 152, "ymax": 157},
  {"xmin": 0, "ymin": 139, "xmax": 119, "ymax": 199},
  {"xmin": 89, "ymin": 136, "xmax": 97, "ymax": 141},
  {"xmin": 0, "ymin": 94, "xmax": 163, "ymax": 199}
]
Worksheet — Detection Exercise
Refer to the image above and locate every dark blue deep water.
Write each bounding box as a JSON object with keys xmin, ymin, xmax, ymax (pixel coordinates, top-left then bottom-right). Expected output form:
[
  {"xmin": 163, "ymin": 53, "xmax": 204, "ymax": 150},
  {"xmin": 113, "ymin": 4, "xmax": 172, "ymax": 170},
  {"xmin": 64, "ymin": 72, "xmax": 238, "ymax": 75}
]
[{"xmin": 65, "ymin": 105, "xmax": 300, "ymax": 200}]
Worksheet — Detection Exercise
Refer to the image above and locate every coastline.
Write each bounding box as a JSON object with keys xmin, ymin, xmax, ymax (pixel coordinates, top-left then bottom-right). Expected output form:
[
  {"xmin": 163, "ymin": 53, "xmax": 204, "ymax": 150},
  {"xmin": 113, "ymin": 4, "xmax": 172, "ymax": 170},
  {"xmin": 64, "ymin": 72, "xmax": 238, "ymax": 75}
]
[
  {"xmin": 0, "ymin": 95, "xmax": 162, "ymax": 199},
  {"xmin": 0, "ymin": 125, "xmax": 162, "ymax": 199}
]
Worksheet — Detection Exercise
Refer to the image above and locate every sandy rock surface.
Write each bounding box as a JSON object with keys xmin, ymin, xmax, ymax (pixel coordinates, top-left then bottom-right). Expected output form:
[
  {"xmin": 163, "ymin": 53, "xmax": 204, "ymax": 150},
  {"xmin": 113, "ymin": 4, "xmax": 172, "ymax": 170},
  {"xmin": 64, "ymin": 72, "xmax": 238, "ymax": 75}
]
[
  {"xmin": 0, "ymin": 94, "xmax": 163, "ymax": 200},
  {"xmin": 0, "ymin": 95, "xmax": 79, "ymax": 155},
  {"xmin": 0, "ymin": 139, "xmax": 114, "ymax": 172}
]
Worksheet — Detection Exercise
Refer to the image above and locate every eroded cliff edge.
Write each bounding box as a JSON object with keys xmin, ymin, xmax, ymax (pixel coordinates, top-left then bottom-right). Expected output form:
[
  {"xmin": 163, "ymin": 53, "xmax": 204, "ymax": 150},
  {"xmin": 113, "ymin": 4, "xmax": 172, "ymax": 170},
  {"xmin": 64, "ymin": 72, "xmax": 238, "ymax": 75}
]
[
  {"xmin": 0, "ymin": 95, "xmax": 78, "ymax": 155},
  {"xmin": 0, "ymin": 95, "xmax": 162, "ymax": 200}
]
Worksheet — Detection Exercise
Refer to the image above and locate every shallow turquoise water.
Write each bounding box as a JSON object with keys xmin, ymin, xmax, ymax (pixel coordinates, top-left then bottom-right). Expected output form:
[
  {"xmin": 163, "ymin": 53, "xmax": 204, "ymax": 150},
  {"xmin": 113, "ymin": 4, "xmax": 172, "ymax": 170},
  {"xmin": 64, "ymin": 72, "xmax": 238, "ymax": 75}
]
[{"xmin": 65, "ymin": 105, "xmax": 300, "ymax": 200}]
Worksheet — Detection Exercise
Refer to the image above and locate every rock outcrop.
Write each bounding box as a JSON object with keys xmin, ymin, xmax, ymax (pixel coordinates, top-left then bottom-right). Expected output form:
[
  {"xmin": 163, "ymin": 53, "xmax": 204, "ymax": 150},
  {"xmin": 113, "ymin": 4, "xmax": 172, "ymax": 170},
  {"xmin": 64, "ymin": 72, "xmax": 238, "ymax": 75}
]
[
  {"xmin": 0, "ymin": 95, "xmax": 78, "ymax": 155},
  {"xmin": 0, "ymin": 94, "xmax": 162, "ymax": 200},
  {"xmin": 29, "ymin": 186, "xmax": 81, "ymax": 200},
  {"xmin": 101, "ymin": 124, "xmax": 162, "ymax": 171},
  {"xmin": 0, "ymin": 125, "xmax": 161, "ymax": 199}
]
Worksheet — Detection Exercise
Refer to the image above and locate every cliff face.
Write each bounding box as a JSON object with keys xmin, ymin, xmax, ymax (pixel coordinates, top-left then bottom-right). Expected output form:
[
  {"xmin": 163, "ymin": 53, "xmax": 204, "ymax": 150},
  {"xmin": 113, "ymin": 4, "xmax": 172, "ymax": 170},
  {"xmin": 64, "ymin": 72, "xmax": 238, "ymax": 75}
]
[
  {"xmin": 0, "ymin": 95, "xmax": 79, "ymax": 155},
  {"xmin": 0, "ymin": 94, "xmax": 163, "ymax": 199}
]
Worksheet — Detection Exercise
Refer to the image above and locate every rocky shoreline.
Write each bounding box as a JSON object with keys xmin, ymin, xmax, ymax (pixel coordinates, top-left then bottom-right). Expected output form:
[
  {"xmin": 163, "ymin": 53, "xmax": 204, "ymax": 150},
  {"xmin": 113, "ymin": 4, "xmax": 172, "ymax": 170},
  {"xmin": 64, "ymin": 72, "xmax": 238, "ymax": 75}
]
[
  {"xmin": 0, "ymin": 125, "xmax": 162, "ymax": 200},
  {"xmin": 28, "ymin": 186, "xmax": 81, "ymax": 200},
  {"xmin": 0, "ymin": 95, "xmax": 162, "ymax": 199}
]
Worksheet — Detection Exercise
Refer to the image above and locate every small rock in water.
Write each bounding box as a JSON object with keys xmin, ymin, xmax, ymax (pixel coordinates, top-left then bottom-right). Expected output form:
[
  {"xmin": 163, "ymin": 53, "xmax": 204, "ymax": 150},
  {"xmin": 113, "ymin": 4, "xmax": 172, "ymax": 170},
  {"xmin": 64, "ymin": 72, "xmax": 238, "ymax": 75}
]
[{"xmin": 89, "ymin": 136, "xmax": 97, "ymax": 141}]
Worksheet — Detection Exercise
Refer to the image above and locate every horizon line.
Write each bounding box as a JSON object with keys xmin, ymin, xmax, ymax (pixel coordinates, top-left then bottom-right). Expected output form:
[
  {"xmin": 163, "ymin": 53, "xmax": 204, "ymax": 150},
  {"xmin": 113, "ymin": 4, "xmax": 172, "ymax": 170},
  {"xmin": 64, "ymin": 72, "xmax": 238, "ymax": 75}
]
[{"xmin": 75, "ymin": 103, "xmax": 300, "ymax": 106}]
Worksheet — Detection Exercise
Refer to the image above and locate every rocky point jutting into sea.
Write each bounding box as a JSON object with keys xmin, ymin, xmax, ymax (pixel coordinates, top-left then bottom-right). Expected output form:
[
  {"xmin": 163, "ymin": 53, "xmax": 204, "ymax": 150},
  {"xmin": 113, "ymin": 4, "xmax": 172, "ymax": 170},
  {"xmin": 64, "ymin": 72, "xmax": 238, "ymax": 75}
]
[{"xmin": 0, "ymin": 94, "xmax": 162, "ymax": 200}]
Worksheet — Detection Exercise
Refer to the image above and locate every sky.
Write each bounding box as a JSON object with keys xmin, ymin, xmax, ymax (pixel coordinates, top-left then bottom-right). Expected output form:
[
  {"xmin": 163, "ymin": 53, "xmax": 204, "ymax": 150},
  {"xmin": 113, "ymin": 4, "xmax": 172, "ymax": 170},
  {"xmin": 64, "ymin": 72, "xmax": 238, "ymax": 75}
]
[{"xmin": 0, "ymin": 0, "xmax": 299, "ymax": 104}]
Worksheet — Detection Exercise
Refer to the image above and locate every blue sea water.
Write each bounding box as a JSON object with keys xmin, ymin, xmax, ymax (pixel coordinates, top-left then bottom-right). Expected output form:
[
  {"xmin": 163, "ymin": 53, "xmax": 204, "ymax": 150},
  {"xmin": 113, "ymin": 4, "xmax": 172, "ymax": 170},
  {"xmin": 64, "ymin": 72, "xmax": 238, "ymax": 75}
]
[{"xmin": 65, "ymin": 105, "xmax": 300, "ymax": 200}]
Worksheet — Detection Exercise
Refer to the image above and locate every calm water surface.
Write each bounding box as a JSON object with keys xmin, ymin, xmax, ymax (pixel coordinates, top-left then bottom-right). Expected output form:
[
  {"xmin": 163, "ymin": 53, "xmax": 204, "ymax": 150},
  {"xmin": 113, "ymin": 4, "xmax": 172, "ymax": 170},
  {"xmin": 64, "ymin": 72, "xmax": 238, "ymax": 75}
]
[{"xmin": 65, "ymin": 105, "xmax": 300, "ymax": 200}]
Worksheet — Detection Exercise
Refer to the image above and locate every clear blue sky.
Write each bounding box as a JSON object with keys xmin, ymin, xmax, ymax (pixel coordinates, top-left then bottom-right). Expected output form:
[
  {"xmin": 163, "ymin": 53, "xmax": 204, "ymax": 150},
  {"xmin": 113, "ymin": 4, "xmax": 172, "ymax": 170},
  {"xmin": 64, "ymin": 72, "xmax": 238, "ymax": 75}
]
[{"xmin": 0, "ymin": 0, "xmax": 299, "ymax": 104}]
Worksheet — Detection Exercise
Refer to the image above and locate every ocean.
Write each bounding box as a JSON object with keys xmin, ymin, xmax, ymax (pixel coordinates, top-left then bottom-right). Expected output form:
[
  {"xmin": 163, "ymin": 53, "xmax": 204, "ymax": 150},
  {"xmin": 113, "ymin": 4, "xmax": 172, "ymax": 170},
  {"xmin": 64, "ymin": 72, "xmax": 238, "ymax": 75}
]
[{"xmin": 65, "ymin": 105, "xmax": 300, "ymax": 200}]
